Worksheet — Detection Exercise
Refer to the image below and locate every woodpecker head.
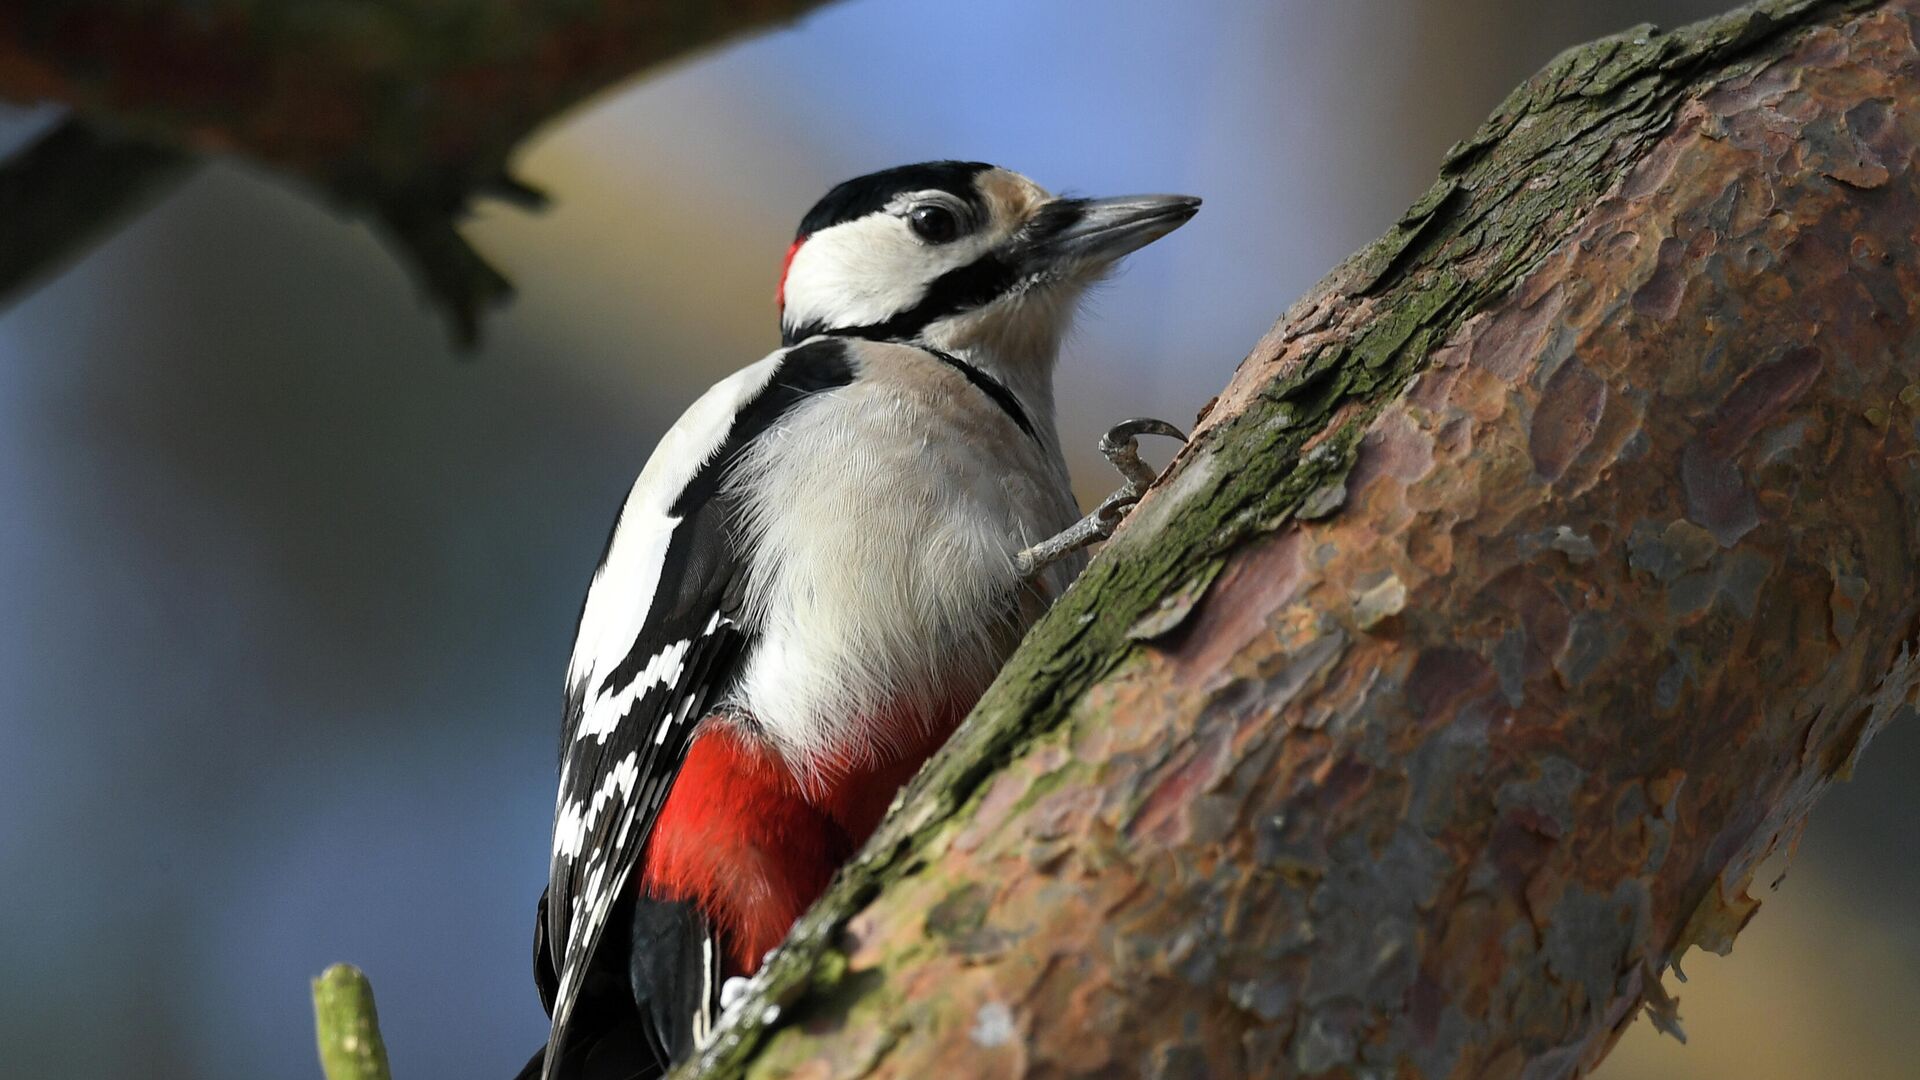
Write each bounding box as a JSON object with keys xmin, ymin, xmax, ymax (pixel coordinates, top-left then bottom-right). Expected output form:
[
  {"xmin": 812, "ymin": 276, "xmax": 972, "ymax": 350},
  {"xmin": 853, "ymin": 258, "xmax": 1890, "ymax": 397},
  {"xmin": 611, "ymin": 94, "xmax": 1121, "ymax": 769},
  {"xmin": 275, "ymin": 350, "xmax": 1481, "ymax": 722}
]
[{"xmin": 777, "ymin": 161, "xmax": 1199, "ymax": 366}]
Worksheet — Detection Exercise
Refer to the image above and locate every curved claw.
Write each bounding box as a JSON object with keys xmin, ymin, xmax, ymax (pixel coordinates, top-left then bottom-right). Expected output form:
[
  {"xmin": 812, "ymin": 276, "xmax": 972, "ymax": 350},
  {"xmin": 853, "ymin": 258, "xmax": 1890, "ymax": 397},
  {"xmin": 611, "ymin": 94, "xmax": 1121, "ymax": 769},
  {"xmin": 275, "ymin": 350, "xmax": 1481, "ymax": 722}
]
[
  {"xmin": 1098, "ymin": 416, "xmax": 1187, "ymax": 492},
  {"xmin": 1099, "ymin": 416, "xmax": 1187, "ymax": 455},
  {"xmin": 1016, "ymin": 416, "xmax": 1189, "ymax": 581}
]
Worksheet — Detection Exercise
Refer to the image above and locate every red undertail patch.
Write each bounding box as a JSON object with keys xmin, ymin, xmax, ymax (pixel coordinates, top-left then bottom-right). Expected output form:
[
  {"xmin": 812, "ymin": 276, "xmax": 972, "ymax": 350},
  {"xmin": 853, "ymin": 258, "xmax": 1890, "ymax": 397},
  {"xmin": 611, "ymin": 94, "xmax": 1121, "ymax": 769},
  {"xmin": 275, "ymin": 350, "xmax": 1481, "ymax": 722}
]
[{"xmin": 641, "ymin": 702, "xmax": 970, "ymax": 974}]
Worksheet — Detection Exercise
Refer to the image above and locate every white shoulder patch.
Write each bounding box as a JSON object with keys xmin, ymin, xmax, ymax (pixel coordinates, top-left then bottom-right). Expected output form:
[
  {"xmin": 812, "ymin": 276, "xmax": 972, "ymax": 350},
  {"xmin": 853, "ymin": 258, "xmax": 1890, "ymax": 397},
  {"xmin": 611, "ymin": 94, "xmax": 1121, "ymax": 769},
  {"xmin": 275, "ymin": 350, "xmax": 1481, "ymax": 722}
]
[{"xmin": 565, "ymin": 352, "xmax": 788, "ymax": 701}]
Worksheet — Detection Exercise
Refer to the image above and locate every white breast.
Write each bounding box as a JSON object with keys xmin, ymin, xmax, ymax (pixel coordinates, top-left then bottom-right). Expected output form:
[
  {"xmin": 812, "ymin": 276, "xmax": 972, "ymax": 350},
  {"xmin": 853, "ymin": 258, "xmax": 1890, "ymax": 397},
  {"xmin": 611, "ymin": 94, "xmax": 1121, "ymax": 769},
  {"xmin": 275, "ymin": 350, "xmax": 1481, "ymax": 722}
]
[{"xmin": 727, "ymin": 341, "xmax": 1081, "ymax": 781}]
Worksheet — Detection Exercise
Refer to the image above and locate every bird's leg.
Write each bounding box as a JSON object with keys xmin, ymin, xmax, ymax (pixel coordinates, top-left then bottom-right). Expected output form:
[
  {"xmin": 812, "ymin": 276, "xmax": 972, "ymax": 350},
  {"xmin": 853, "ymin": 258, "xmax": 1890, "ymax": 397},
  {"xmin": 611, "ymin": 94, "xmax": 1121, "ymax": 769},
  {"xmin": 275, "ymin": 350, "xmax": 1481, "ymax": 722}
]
[{"xmin": 1017, "ymin": 417, "xmax": 1186, "ymax": 579}]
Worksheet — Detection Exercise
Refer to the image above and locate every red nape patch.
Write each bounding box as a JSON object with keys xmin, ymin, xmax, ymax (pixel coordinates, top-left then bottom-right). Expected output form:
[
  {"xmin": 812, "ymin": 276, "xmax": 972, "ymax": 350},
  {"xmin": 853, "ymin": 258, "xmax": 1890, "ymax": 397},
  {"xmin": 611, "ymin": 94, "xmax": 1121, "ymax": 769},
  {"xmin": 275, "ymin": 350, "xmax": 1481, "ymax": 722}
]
[{"xmin": 774, "ymin": 237, "xmax": 804, "ymax": 311}]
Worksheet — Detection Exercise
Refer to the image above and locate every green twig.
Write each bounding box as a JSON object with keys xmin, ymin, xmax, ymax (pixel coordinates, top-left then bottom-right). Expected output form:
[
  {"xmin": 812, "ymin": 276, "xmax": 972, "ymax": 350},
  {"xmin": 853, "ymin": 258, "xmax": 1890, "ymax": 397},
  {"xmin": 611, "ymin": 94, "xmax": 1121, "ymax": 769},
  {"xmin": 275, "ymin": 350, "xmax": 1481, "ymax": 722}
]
[{"xmin": 312, "ymin": 964, "xmax": 393, "ymax": 1080}]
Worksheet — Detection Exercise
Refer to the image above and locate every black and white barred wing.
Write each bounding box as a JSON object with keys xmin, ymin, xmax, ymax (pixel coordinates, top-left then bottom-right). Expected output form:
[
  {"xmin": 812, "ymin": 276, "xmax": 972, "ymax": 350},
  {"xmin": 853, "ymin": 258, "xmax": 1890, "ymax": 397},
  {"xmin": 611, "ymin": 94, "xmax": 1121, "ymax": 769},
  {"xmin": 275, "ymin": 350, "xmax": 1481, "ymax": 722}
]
[{"xmin": 540, "ymin": 340, "xmax": 854, "ymax": 1075}]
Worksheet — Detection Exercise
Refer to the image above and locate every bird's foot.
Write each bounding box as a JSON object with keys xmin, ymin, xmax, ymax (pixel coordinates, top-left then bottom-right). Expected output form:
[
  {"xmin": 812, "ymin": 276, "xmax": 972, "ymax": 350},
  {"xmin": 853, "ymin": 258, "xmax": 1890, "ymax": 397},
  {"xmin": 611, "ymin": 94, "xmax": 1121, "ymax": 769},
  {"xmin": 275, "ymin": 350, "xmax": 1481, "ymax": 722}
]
[{"xmin": 1016, "ymin": 417, "xmax": 1185, "ymax": 579}]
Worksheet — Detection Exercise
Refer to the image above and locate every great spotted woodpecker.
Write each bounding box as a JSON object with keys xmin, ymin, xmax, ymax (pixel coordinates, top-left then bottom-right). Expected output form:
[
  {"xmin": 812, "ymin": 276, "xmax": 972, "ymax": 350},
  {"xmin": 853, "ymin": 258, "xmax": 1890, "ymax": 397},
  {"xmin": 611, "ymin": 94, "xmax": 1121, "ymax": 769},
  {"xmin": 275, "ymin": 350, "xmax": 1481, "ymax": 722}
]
[{"xmin": 518, "ymin": 161, "xmax": 1198, "ymax": 1079}]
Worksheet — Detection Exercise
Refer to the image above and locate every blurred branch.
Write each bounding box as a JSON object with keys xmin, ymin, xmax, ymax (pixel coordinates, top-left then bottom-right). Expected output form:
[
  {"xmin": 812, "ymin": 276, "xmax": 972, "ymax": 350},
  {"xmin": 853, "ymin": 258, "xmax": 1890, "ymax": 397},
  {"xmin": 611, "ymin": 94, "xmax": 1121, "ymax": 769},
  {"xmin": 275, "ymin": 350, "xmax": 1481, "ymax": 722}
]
[
  {"xmin": 0, "ymin": 117, "xmax": 195, "ymax": 308},
  {"xmin": 0, "ymin": 0, "xmax": 838, "ymax": 343},
  {"xmin": 675, "ymin": 1, "xmax": 1920, "ymax": 1076},
  {"xmin": 312, "ymin": 964, "xmax": 393, "ymax": 1080}
]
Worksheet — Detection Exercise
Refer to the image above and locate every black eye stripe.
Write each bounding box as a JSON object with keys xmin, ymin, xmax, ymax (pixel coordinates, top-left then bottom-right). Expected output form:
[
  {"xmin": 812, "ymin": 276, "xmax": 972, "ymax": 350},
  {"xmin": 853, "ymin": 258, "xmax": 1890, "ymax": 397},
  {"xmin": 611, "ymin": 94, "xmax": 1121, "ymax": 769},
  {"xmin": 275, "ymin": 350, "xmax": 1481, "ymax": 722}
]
[{"xmin": 784, "ymin": 253, "xmax": 1018, "ymax": 347}]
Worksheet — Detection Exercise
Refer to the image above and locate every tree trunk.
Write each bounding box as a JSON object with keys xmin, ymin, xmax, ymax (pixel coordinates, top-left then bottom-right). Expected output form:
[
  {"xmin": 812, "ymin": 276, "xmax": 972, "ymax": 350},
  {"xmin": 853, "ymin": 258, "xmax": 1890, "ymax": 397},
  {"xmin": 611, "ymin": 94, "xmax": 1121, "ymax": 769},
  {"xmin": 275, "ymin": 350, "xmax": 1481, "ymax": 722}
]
[{"xmin": 682, "ymin": 2, "xmax": 1920, "ymax": 1076}]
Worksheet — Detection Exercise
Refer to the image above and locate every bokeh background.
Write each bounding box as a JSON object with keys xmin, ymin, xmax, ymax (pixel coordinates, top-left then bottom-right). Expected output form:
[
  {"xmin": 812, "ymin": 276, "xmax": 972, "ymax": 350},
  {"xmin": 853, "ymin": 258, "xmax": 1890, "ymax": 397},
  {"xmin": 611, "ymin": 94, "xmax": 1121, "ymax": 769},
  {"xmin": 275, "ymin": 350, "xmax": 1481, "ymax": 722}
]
[{"xmin": 2, "ymin": 1, "xmax": 1914, "ymax": 1077}]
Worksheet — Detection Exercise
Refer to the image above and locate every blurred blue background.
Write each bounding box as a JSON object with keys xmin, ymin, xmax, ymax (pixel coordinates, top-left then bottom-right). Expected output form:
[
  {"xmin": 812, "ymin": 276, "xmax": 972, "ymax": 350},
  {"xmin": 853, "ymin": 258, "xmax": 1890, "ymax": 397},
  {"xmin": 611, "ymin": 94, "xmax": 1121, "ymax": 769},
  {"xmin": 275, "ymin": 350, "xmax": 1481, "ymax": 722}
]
[{"xmin": 1, "ymin": 2, "xmax": 1914, "ymax": 1077}]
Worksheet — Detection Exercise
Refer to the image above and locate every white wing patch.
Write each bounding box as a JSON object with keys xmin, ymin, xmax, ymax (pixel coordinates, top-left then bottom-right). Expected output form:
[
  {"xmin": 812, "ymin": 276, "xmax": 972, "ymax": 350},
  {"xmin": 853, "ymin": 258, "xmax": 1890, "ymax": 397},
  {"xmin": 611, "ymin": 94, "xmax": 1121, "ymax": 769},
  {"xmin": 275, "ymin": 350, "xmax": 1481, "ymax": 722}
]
[
  {"xmin": 552, "ymin": 750, "xmax": 640, "ymax": 861},
  {"xmin": 572, "ymin": 638, "xmax": 693, "ymax": 744}
]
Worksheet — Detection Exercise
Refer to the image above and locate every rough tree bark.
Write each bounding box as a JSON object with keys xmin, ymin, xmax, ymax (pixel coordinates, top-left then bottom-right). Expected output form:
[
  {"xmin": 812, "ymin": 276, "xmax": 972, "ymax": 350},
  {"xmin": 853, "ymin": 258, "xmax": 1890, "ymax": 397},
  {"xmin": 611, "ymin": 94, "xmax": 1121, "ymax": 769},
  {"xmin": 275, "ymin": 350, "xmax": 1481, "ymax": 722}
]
[
  {"xmin": 0, "ymin": 1, "xmax": 833, "ymax": 341},
  {"xmin": 674, "ymin": 2, "xmax": 1920, "ymax": 1077}
]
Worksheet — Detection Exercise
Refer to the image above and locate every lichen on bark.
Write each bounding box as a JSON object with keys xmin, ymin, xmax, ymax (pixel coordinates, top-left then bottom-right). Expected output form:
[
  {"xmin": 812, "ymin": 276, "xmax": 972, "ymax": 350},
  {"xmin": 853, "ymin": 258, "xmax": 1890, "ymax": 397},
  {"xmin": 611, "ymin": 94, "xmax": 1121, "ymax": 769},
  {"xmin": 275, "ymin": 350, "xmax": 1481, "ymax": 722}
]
[{"xmin": 682, "ymin": 2, "xmax": 1920, "ymax": 1076}]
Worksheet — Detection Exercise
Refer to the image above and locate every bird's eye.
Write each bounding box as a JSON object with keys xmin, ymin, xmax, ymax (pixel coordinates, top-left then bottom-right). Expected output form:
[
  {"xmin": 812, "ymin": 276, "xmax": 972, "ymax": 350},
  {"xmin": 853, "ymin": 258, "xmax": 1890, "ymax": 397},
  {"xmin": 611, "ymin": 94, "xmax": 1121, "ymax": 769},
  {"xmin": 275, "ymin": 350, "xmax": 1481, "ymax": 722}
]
[{"xmin": 907, "ymin": 205, "xmax": 960, "ymax": 244}]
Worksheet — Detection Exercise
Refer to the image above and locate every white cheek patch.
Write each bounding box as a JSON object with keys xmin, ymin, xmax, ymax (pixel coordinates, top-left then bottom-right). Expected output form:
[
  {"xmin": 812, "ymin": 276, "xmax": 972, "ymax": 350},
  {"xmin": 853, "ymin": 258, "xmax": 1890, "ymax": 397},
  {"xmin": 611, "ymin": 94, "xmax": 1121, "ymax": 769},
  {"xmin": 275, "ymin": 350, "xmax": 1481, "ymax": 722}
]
[{"xmin": 782, "ymin": 213, "xmax": 999, "ymax": 334}]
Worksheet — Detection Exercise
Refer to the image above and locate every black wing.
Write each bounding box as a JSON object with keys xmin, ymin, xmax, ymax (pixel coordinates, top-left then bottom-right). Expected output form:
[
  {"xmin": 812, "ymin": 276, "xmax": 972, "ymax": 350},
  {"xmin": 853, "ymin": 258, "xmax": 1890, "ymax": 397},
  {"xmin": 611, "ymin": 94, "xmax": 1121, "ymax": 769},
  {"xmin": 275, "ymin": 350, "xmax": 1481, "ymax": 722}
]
[{"xmin": 539, "ymin": 339, "xmax": 854, "ymax": 1076}]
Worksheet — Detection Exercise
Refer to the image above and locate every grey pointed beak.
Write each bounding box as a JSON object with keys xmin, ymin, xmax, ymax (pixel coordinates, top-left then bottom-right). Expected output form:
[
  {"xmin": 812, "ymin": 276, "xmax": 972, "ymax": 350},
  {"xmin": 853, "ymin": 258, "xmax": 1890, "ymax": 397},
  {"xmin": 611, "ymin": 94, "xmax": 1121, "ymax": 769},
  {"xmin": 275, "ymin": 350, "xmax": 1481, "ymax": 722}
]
[{"xmin": 1023, "ymin": 193, "xmax": 1201, "ymax": 270}]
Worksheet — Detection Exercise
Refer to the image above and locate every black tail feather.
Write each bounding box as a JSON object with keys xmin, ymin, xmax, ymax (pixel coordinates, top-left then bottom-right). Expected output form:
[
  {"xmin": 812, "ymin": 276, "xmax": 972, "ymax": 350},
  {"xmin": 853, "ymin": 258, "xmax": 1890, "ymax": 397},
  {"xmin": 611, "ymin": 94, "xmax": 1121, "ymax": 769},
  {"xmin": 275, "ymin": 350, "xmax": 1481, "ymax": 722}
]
[
  {"xmin": 628, "ymin": 896, "xmax": 721, "ymax": 1065},
  {"xmin": 522, "ymin": 890, "xmax": 714, "ymax": 1080},
  {"xmin": 515, "ymin": 1015, "xmax": 662, "ymax": 1080}
]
